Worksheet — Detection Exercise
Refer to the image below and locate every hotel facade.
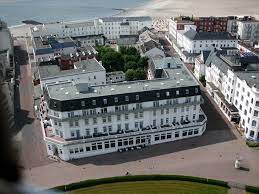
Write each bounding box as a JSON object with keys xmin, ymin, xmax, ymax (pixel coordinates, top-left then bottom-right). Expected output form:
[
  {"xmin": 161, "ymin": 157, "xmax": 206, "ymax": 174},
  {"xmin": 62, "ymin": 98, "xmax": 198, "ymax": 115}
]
[{"xmin": 39, "ymin": 57, "xmax": 207, "ymax": 160}]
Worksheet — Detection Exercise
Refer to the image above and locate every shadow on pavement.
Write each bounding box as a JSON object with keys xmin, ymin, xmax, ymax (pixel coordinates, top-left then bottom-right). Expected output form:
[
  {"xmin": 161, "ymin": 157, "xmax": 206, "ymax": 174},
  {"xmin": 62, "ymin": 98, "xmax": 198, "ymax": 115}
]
[
  {"xmin": 13, "ymin": 109, "xmax": 34, "ymax": 135},
  {"xmin": 69, "ymin": 91, "xmax": 237, "ymax": 166}
]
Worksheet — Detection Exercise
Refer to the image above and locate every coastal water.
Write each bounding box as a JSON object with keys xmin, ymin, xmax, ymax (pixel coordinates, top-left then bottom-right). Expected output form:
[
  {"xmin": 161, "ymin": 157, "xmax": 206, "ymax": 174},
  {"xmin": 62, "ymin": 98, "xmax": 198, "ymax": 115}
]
[{"xmin": 0, "ymin": 0, "xmax": 149, "ymax": 26}]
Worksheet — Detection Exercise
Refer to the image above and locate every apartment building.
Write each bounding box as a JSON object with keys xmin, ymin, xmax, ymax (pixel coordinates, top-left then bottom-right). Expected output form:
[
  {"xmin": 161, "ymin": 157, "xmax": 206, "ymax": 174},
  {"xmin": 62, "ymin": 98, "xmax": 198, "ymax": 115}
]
[
  {"xmin": 205, "ymin": 51, "xmax": 259, "ymax": 141},
  {"xmin": 39, "ymin": 57, "xmax": 207, "ymax": 160},
  {"xmin": 31, "ymin": 17, "xmax": 152, "ymax": 40},
  {"xmin": 32, "ymin": 36, "xmax": 76, "ymax": 62}
]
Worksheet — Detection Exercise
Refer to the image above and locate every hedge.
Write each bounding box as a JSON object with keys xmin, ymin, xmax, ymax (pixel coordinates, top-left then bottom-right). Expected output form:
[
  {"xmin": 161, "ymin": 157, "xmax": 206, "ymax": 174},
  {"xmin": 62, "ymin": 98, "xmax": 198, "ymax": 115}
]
[
  {"xmin": 246, "ymin": 185, "xmax": 259, "ymax": 193},
  {"xmin": 50, "ymin": 175, "xmax": 229, "ymax": 192},
  {"xmin": 246, "ymin": 140, "xmax": 259, "ymax": 148}
]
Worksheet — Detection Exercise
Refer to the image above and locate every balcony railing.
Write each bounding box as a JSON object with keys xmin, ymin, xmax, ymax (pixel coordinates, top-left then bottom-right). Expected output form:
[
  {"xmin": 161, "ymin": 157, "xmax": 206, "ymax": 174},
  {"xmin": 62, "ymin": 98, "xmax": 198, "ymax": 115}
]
[
  {"xmin": 45, "ymin": 113, "xmax": 207, "ymax": 145},
  {"xmin": 47, "ymin": 99, "xmax": 204, "ymax": 121}
]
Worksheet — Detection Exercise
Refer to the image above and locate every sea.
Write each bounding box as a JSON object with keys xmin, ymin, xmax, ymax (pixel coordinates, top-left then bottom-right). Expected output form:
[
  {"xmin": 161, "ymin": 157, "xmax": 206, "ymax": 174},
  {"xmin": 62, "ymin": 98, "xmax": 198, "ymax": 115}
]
[{"xmin": 0, "ymin": 0, "xmax": 149, "ymax": 26}]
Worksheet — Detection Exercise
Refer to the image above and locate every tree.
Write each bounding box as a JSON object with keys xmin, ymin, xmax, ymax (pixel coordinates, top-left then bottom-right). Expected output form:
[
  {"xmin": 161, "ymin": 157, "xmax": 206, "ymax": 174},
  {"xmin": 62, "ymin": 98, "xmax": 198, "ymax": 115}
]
[
  {"xmin": 138, "ymin": 56, "xmax": 149, "ymax": 68},
  {"xmin": 135, "ymin": 68, "xmax": 146, "ymax": 80},
  {"xmin": 119, "ymin": 46, "xmax": 127, "ymax": 55},
  {"xmin": 124, "ymin": 61, "xmax": 137, "ymax": 71},
  {"xmin": 125, "ymin": 69, "xmax": 135, "ymax": 81},
  {"xmin": 123, "ymin": 55, "xmax": 139, "ymax": 64},
  {"xmin": 126, "ymin": 47, "xmax": 139, "ymax": 56},
  {"xmin": 102, "ymin": 52, "xmax": 124, "ymax": 72}
]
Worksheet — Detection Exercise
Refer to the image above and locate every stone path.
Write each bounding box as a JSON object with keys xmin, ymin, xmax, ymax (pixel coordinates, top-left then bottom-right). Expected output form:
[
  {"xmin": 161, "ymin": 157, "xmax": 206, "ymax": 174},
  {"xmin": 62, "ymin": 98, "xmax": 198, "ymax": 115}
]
[{"xmin": 228, "ymin": 182, "xmax": 246, "ymax": 194}]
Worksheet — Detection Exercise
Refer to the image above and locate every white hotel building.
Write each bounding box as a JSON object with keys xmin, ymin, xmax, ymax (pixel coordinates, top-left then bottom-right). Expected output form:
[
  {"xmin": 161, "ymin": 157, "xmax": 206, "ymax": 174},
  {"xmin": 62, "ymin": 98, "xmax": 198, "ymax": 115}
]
[
  {"xmin": 167, "ymin": 18, "xmax": 238, "ymax": 63},
  {"xmin": 31, "ymin": 17, "xmax": 152, "ymax": 40},
  {"xmin": 205, "ymin": 51, "xmax": 259, "ymax": 141},
  {"xmin": 39, "ymin": 57, "xmax": 207, "ymax": 160}
]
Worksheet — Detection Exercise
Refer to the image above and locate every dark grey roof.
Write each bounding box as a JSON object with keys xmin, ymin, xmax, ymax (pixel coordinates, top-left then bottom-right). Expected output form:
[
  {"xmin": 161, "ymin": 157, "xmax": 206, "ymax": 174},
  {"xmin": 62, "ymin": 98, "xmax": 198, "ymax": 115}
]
[
  {"xmin": 100, "ymin": 16, "xmax": 152, "ymax": 22},
  {"xmin": 184, "ymin": 29, "xmax": 236, "ymax": 40},
  {"xmin": 236, "ymin": 72, "xmax": 259, "ymax": 88}
]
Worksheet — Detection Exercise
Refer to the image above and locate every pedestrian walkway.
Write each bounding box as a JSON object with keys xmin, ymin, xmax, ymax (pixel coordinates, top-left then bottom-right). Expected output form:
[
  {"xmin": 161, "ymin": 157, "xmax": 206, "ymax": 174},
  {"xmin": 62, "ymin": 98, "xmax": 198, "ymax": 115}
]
[{"xmin": 228, "ymin": 182, "xmax": 246, "ymax": 194}]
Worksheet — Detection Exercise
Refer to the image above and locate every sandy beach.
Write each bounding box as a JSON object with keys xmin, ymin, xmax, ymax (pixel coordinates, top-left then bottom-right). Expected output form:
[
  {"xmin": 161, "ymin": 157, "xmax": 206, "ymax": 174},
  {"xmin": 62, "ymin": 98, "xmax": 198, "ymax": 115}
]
[{"xmin": 121, "ymin": 0, "xmax": 259, "ymax": 17}]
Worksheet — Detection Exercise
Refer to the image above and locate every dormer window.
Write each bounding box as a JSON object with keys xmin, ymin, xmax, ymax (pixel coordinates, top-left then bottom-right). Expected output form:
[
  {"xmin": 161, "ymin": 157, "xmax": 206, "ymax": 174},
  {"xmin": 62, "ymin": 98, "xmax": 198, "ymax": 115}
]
[
  {"xmin": 114, "ymin": 97, "xmax": 118, "ymax": 103},
  {"xmin": 92, "ymin": 100, "xmax": 96, "ymax": 106},
  {"xmin": 136, "ymin": 95, "xmax": 139, "ymax": 101},
  {"xmin": 103, "ymin": 99, "xmax": 107, "ymax": 105},
  {"xmin": 125, "ymin": 96, "xmax": 129, "ymax": 102}
]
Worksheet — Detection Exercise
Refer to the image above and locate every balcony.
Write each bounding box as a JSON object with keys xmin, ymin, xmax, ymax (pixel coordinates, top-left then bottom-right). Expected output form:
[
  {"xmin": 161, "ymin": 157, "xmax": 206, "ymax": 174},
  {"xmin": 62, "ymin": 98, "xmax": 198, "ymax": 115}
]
[
  {"xmin": 48, "ymin": 99, "xmax": 204, "ymax": 121},
  {"xmin": 44, "ymin": 113, "xmax": 207, "ymax": 145}
]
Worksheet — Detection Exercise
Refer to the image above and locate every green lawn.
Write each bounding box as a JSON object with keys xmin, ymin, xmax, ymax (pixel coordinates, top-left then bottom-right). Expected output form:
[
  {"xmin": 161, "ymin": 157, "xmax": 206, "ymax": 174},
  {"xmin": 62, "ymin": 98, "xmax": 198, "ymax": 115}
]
[{"xmin": 68, "ymin": 180, "xmax": 228, "ymax": 194}]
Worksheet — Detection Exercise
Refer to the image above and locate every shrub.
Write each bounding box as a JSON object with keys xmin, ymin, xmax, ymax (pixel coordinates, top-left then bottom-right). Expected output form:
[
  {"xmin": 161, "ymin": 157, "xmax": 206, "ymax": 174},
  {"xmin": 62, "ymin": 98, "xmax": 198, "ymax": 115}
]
[
  {"xmin": 51, "ymin": 175, "xmax": 230, "ymax": 192},
  {"xmin": 246, "ymin": 140, "xmax": 259, "ymax": 148},
  {"xmin": 246, "ymin": 185, "xmax": 259, "ymax": 193}
]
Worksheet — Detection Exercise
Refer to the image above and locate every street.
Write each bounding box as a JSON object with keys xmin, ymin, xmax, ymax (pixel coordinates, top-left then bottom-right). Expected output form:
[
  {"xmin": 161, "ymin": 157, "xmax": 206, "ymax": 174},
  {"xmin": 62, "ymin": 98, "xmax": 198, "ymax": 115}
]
[{"xmin": 14, "ymin": 38, "xmax": 52, "ymax": 170}]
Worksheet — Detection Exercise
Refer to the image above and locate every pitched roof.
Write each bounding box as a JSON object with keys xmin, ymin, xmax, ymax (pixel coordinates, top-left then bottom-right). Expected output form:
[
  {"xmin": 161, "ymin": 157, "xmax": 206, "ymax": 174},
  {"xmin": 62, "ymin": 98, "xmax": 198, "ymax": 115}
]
[{"xmin": 184, "ymin": 29, "xmax": 236, "ymax": 40}]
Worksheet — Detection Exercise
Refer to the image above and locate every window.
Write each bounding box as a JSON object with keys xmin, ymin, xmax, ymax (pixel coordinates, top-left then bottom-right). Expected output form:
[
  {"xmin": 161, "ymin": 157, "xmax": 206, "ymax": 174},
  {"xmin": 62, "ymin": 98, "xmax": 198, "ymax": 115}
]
[
  {"xmin": 176, "ymin": 90, "xmax": 180, "ymax": 95},
  {"xmin": 140, "ymin": 112, "xmax": 143, "ymax": 118},
  {"xmin": 166, "ymin": 91, "xmax": 170, "ymax": 96},
  {"xmin": 154, "ymin": 135, "xmax": 160, "ymax": 141},
  {"xmin": 254, "ymin": 110, "xmax": 259, "ymax": 117},
  {"xmin": 135, "ymin": 122, "xmax": 139, "ymax": 128},
  {"xmin": 69, "ymin": 149, "xmax": 74, "ymax": 154},
  {"xmin": 97, "ymin": 143, "xmax": 102, "ymax": 150},
  {"xmin": 93, "ymin": 117, "xmax": 97, "ymax": 124},
  {"xmin": 188, "ymin": 130, "xmax": 193, "ymax": 136},
  {"xmin": 85, "ymin": 118, "xmax": 89, "ymax": 125},
  {"xmin": 75, "ymin": 148, "xmax": 79, "ymax": 153},
  {"xmin": 174, "ymin": 108, "xmax": 177, "ymax": 113},
  {"xmin": 181, "ymin": 107, "xmax": 184, "ymax": 112},
  {"xmin": 79, "ymin": 147, "xmax": 84, "ymax": 152},
  {"xmin": 108, "ymin": 115, "xmax": 112, "ymax": 122},
  {"xmin": 75, "ymin": 120, "xmax": 79, "ymax": 126},
  {"xmin": 102, "ymin": 117, "xmax": 107, "ymax": 123},
  {"xmin": 153, "ymin": 120, "xmax": 156, "ymax": 126},
  {"xmin": 69, "ymin": 120, "xmax": 74, "ymax": 127},
  {"xmin": 125, "ymin": 96, "xmax": 129, "ymax": 101},
  {"xmin": 85, "ymin": 129, "xmax": 90, "ymax": 136},
  {"xmin": 160, "ymin": 118, "xmax": 164, "ymax": 125},
  {"xmin": 110, "ymin": 141, "xmax": 116, "ymax": 148},
  {"xmin": 125, "ymin": 123, "xmax": 129, "ymax": 131},
  {"xmin": 85, "ymin": 146, "xmax": 91, "ymax": 151},
  {"xmin": 252, "ymin": 120, "xmax": 257, "ymax": 127},
  {"xmin": 105, "ymin": 141, "xmax": 110, "ymax": 149},
  {"xmin": 54, "ymin": 120, "xmax": 58, "ymax": 125},
  {"xmin": 92, "ymin": 100, "xmax": 96, "ymax": 105},
  {"xmin": 256, "ymin": 101, "xmax": 259, "ymax": 107},
  {"xmin": 114, "ymin": 97, "xmax": 118, "ymax": 103},
  {"xmin": 118, "ymin": 140, "xmax": 123, "ymax": 147},
  {"xmin": 125, "ymin": 114, "xmax": 129, "ymax": 120},
  {"xmin": 153, "ymin": 110, "xmax": 156, "ymax": 116},
  {"xmin": 161, "ymin": 133, "xmax": 166, "ymax": 140},
  {"xmin": 175, "ymin": 131, "xmax": 179, "ymax": 138},
  {"xmin": 167, "ymin": 133, "xmax": 172, "ymax": 139},
  {"xmin": 108, "ymin": 125, "xmax": 112, "ymax": 132},
  {"xmin": 117, "ymin": 124, "xmax": 121, "ymax": 131},
  {"xmin": 156, "ymin": 93, "xmax": 160, "ymax": 98},
  {"xmin": 117, "ymin": 115, "xmax": 121, "ymax": 121},
  {"xmin": 250, "ymin": 130, "xmax": 255, "ymax": 138},
  {"xmin": 182, "ymin": 131, "xmax": 187, "ymax": 136},
  {"xmin": 94, "ymin": 127, "xmax": 98, "ymax": 133},
  {"xmin": 81, "ymin": 101, "xmax": 85, "ymax": 107},
  {"xmin": 194, "ymin": 129, "xmax": 199, "ymax": 134},
  {"xmin": 103, "ymin": 126, "xmax": 107, "ymax": 133},
  {"xmin": 136, "ymin": 95, "xmax": 139, "ymax": 100},
  {"xmin": 103, "ymin": 99, "xmax": 107, "ymax": 105}
]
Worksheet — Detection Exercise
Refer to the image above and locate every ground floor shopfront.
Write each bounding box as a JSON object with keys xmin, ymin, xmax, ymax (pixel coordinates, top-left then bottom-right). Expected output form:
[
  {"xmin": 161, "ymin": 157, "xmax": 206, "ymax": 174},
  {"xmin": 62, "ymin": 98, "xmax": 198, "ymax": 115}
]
[{"xmin": 45, "ymin": 119, "xmax": 207, "ymax": 161}]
